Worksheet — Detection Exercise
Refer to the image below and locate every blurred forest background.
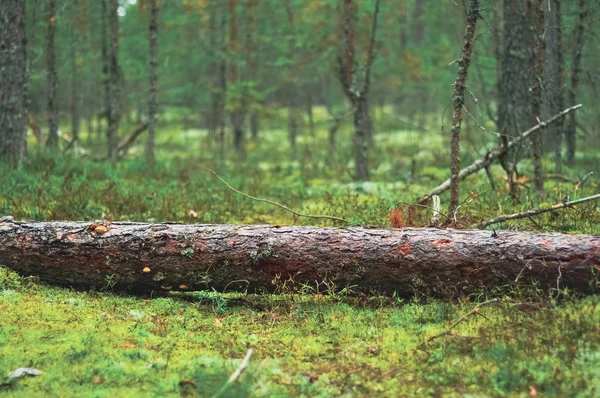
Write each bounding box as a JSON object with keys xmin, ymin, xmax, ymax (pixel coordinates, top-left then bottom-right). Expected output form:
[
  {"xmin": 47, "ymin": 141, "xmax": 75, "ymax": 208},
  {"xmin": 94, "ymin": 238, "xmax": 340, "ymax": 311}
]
[{"xmin": 1, "ymin": 0, "xmax": 599, "ymax": 226}]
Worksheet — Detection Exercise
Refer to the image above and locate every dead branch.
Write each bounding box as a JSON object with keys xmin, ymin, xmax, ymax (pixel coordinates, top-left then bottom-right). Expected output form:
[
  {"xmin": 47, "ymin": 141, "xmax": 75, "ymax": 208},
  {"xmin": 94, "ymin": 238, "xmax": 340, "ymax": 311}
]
[
  {"xmin": 476, "ymin": 193, "xmax": 600, "ymax": 229},
  {"xmin": 419, "ymin": 104, "xmax": 582, "ymax": 204},
  {"xmin": 422, "ymin": 299, "xmax": 498, "ymax": 345},
  {"xmin": 213, "ymin": 349, "xmax": 253, "ymax": 398},
  {"xmin": 201, "ymin": 167, "xmax": 348, "ymax": 224}
]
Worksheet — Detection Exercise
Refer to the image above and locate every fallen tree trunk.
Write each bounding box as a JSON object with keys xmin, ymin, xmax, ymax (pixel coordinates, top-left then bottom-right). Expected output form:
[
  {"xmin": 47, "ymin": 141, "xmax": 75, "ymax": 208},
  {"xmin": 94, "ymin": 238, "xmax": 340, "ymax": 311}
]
[{"xmin": 0, "ymin": 218, "xmax": 598, "ymax": 297}]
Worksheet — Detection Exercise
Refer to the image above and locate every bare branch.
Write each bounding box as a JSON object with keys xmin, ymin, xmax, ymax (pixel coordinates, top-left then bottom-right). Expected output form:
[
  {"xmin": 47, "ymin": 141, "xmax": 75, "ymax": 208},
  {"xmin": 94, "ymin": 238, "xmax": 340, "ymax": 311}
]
[
  {"xmin": 476, "ymin": 193, "xmax": 600, "ymax": 229},
  {"xmin": 201, "ymin": 167, "xmax": 348, "ymax": 224}
]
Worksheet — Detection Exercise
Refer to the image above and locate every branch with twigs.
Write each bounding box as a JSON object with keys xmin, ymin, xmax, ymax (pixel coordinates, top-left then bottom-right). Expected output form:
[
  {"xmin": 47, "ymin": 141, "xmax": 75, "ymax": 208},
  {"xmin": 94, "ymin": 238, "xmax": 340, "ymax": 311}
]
[
  {"xmin": 201, "ymin": 166, "xmax": 348, "ymax": 224},
  {"xmin": 476, "ymin": 193, "xmax": 600, "ymax": 229},
  {"xmin": 418, "ymin": 104, "xmax": 583, "ymax": 204}
]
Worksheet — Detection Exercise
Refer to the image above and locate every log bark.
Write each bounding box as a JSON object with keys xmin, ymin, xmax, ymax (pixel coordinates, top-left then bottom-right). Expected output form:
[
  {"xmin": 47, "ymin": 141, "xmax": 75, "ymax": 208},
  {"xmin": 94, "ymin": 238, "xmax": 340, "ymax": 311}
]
[{"xmin": 0, "ymin": 218, "xmax": 598, "ymax": 298}]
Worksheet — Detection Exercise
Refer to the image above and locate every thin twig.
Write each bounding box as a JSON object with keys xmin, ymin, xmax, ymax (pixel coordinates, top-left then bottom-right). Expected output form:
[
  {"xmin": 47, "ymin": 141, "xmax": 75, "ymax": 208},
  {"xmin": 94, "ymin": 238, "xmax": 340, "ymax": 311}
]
[
  {"xmin": 476, "ymin": 193, "xmax": 600, "ymax": 229},
  {"xmin": 574, "ymin": 171, "xmax": 594, "ymax": 190},
  {"xmin": 423, "ymin": 299, "xmax": 498, "ymax": 345},
  {"xmin": 201, "ymin": 167, "xmax": 348, "ymax": 224},
  {"xmin": 213, "ymin": 349, "xmax": 253, "ymax": 398}
]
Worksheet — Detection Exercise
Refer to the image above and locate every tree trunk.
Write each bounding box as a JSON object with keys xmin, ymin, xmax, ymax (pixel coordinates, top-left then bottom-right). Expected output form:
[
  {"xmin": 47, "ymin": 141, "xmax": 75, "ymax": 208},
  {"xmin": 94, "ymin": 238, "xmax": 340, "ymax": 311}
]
[
  {"xmin": 146, "ymin": 0, "xmax": 158, "ymax": 164},
  {"xmin": 0, "ymin": 219, "xmax": 598, "ymax": 298},
  {"xmin": 70, "ymin": 10, "xmax": 81, "ymax": 147},
  {"xmin": 543, "ymin": 0, "xmax": 564, "ymax": 174},
  {"xmin": 354, "ymin": 96, "xmax": 370, "ymax": 180},
  {"xmin": 498, "ymin": 0, "xmax": 535, "ymax": 200},
  {"xmin": 107, "ymin": 0, "xmax": 121, "ymax": 164},
  {"xmin": 227, "ymin": 0, "xmax": 246, "ymax": 157},
  {"xmin": 411, "ymin": 0, "xmax": 427, "ymax": 45},
  {"xmin": 337, "ymin": 0, "xmax": 380, "ymax": 181},
  {"xmin": 306, "ymin": 90, "xmax": 314, "ymax": 137},
  {"xmin": 218, "ymin": 3, "xmax": 227, "ymax": 163},
  {"xmin": 0, "ymin": 0, "xmax": 28, "ymax": 163},
  {"xmin": 250, "ymin": 112, "xmax": 259, "ymax": 140},
  {"xmin": 45, "ymin": 0, "xmax": 59, "ymax": 150},
  {"xmin": 100, "ymin": 0, "xmax": 110, "ymax": 147},
  {"xmin": 448, "ymin": 0, "xmax": 480, "ymax": 218},
  {"xmin": 565, "ymin": 0, "xmax": 587, "ymax": 167},
  {"xmin": 529, "ymin": 0, "xmax": 545, "ymax": 196}
]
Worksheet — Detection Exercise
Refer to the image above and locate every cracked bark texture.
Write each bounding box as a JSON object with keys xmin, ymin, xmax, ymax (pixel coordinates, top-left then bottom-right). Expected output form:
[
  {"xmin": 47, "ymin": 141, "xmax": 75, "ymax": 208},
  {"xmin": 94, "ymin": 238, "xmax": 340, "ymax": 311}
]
[
  {"xmin": 0, "ymin": 219, "xmax": 598, "ymax": 298},
  {"xmin": 0, "ymin": 0, "xmax": 27, "ymax": 163}
]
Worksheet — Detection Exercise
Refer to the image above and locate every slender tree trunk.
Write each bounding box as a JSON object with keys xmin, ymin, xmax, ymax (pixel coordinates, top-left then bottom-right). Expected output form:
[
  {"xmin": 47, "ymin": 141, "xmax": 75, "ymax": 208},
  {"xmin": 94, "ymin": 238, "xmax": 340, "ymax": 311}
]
[
  {"xmin": 146, "ymin": 0, "xmax": 158, "ymax": 163},
  {"xmin": 287, "ymin": 94, "xmax": 298, "ymax": 157},
  {"xmin": 306, "ymin": 90, "xmax": 314, "ymax": 137},
  {"xmin": 45, "ymin": 0, "xmax": 59, "ymax": 150},
  {"xmin": 337, "ymin": 0, "xmax": 380, "ymax": 181},
  {"xmin": 100, "ymin": 0, "xmax": 109, "ymax": 146},
  {"xmin": 0, "ymin": 0, "xmax": 28, "ymax": 163},
  {"xmin": 529, "ymin": 0, "xmax": 545, "ymax": 196},
  {"xmin": 448, "ymin": 0, "xmax": 480, "ymax": 218},
  {"xmin": 218, "ymin": 3, "xmax": 227, "ymax": 162},
  {"xmin": 107, "ymin": 0, "xmax": 121, "ymax": 164},
  {"xmin": 543, "ymin": 0, "xmax": 565, "ymax": 173},
  {"xmin": 412, "ymin": 0, "xmax": 427, "ymax": 45},
  {"xmin": 228, "ymin": 0, "xmax": 246, "ymax": 157},
  {"xmin": 70, "ymin": 10, "xmax": 80, "ymax": 147},
  {"xmin": 565, "ymin": 0, "xmax": 587, "ymax": 167},
  {"xmin": 207, "ymin": 0, "xmax": 218, "ymax": 139},
  {"xmin": 250, "ymin": 112, "xmax": 259, "ymax": 140},
  {"xmin": 1, "ymin": 220, "xmax": 598, "ymax": 298}
]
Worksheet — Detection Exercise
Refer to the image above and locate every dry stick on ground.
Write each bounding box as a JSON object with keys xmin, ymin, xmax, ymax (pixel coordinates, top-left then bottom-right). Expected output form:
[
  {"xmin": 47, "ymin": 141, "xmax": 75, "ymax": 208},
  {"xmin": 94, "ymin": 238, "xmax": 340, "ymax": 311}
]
[
  {"xmin": 422, "ymin": 299, "xmax": 498, "ymax": 346},
  {"xmin": 418, "ymin": 104, "xmax": 582, "ymax": 205},
  {"xmin": 213, "ymin": 349, "xmax": 253, "ymax": 398},
  {"xmin": 201, "ymin": 166, "xmax": 348, "ymax": 224},
  {"xmin": 476, "ymin": 193, "xmax": 600, "ymax": 229}
]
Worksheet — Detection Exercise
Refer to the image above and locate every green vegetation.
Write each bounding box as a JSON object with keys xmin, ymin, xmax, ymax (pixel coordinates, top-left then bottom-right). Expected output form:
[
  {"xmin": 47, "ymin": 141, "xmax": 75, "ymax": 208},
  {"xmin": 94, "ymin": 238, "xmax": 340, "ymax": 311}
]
[
  {"xmin": 1, "ymin": 267, "xmax": 599, "ymax": 397},
  {"xmin": 2, "ymin": 113, "xmax": 599, "ymax": 233},
  {"xmin": 1, "ymin": 118, "xmax": 600, "ymax": 396}
]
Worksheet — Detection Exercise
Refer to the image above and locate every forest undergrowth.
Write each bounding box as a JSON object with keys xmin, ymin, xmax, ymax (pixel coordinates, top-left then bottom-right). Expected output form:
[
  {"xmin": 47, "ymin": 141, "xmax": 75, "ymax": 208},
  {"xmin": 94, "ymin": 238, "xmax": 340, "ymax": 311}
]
[{"xmin": 1, "ymin": 120, "xmax": 600, "ymax": 396}]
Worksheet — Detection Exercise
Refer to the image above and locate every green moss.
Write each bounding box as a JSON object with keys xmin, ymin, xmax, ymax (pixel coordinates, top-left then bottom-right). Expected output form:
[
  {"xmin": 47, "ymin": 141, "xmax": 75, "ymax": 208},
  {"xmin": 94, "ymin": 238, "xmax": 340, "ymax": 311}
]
[{"xmin": 1, "ymin": 268, "xmax": 599, "ymax": 397}]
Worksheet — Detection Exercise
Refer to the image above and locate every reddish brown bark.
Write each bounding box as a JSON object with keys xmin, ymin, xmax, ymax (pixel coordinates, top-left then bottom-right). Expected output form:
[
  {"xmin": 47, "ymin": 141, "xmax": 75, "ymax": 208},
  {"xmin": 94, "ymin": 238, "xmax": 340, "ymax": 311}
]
[{"xmin": 0, "ymin": 218, "xmax": 598, "ymax": 298}]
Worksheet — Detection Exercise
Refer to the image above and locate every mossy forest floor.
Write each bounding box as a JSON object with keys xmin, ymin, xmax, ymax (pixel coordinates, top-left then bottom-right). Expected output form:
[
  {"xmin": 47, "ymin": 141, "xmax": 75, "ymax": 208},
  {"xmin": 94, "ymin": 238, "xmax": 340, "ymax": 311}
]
[
  {"xmin": 1, "ymin": 115, "xmax": 600, "ymax": 396},
  {"xmin": 1, "ymin": 268, "xmax": 599, "ymax": 397}
]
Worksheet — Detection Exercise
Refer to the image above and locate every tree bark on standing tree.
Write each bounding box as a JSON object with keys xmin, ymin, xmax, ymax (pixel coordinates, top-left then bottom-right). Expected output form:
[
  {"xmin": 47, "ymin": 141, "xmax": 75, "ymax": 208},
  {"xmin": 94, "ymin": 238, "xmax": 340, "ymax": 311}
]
[
  {"xmin": 542, "ymin": 0, "xmax": 565, "ymax": 174},
  {"xmin": 100, "ymin": 0, "xmax": 110, "ymax": 146},
  {"xmin": 228, "ymin": 0, "xmax": 246, "ymax": 157},
  {"xmin": 69, "ymin": 0, "xmax": 81, "ymax": 148},
  {"xmin": 448, "ymin": 0, "xmax": 480, "ymax": 218},
  {"xmin": 497, "ymin": 0, "xmax": 535, "ymax": 200},
  {"xmin": 146, "ymin": 0, "xmax": 158, "ymax": 164},
  {"xmin": 45, "ymin": 0, "xmax": 59, "ymax": 150},
  {"xmin": 565, "ymin": 0, "xmax": 587, "ymax": 167},
  {"xmin": 107, "ymin": 0, "xmax": 121, "ymax": 164},
  {"xmin": 529, "ymin": 0, "xmax": 545, "ymax": 197},
  {"xmin": 0, "ymin": 0, "xmax": 28, "ymax": 163},
  {"xmin": 337, "ymin": 0, "xmax": 381, "ymax": 181},
  {"xmin": 218, "ymin": 3, "xmax": 227, "ymax": 162}
]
